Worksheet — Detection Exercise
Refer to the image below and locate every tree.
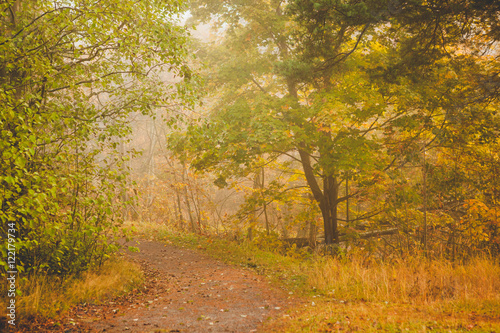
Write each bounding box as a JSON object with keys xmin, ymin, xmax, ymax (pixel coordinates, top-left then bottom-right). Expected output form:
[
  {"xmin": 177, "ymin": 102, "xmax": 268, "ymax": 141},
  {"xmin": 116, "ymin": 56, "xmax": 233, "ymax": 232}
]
[
  {"xmin": 178, "ymin": 0, "xmax": 406, "ymax": 245},
  {"xmin": 0, "ymin": 0, "xmax": 195, "ymax": 276},
  {"xmin": 179, "ymin": 0, "xmax": 500, "ymax": 252}
]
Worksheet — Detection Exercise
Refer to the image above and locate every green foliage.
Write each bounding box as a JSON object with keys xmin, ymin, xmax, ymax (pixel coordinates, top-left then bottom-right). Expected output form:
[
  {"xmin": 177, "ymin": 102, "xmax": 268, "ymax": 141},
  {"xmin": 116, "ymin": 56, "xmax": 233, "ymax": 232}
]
[{"xmin": 0, "ymin": 0, "xmax": 195, "ymax": 276}]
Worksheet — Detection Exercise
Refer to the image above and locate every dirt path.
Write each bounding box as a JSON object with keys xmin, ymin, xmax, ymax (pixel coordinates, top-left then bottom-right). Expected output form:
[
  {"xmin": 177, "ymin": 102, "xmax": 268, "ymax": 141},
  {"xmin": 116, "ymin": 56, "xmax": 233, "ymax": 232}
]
[{"xmin": 64, "ymin": 239, "xmax": 291, "ymax": 333}]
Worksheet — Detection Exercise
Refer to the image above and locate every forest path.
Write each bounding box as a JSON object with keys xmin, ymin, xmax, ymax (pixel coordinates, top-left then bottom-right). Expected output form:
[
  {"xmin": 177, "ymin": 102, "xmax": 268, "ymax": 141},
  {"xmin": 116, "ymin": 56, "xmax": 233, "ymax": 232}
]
[{"xmin": 72, "ymin": 239, "xmax": 290, "ymax": 333}]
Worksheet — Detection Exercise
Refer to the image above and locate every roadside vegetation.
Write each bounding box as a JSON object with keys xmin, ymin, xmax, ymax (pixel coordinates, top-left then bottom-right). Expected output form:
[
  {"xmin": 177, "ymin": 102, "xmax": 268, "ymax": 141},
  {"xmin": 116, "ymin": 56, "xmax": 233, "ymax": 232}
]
[{"xmin": 0, "ymin": 257, "xmax": 143, "ymax": 325}]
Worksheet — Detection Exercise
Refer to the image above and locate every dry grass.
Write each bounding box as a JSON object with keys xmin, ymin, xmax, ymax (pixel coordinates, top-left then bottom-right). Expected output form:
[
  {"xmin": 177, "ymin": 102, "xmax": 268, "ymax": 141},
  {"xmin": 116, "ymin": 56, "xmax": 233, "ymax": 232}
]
[
  {"xmin": 309, "ymin": 255, "xmax": 500, "ymax": 304},
  {"xmin": 261, "ymin": 299, "xmax": 500, "ymax": 332},
  {"xmin": 1, "ymin": 257, "xmax": 143, "ymax": 320}
]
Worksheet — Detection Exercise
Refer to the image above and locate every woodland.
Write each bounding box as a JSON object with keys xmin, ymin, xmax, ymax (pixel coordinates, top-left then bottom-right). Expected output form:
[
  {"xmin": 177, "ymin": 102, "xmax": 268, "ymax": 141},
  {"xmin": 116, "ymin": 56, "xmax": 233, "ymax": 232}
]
[{"xmin": 1, "ymin": 0, "xmax": 500, "ymax": 330}]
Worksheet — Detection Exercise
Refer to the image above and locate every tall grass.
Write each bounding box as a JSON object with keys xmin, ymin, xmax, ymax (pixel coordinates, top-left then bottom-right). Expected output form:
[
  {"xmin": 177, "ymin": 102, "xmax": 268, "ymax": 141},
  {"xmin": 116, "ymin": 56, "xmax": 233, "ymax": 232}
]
[
  {"xmin": 309, "ymin": 254, "xmax": 500, "ymax": 304},
  {"xmin": 0, "ymin": 257, "xmax": 143, "ymax": 320}
]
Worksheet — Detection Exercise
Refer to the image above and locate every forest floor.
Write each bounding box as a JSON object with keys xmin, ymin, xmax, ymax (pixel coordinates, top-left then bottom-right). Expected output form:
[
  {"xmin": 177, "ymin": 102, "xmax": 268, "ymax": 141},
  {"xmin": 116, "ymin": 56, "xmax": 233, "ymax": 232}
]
[
  {"xmin": 23, "ymin": 239, "xmax": 296, "ymax": 332},
  {"xmin": 13, "ymin": 227, "xmax": 500, "ymax": 332}
]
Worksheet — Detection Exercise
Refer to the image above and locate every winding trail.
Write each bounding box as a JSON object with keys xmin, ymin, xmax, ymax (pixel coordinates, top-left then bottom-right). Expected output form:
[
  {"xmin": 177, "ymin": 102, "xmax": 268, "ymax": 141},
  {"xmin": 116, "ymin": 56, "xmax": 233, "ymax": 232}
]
[{"xmin": 71, "ymin": 239, "xmax": 291, "ymax": 332}]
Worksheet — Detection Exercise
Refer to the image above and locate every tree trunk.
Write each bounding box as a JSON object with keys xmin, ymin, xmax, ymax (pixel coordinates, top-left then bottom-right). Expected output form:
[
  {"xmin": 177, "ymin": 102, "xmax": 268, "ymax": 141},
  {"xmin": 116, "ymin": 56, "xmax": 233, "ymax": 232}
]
[
  {"xmin": 248, "ymin": 170, "xmax": 262, "ymax": 240},
  {"xmin": 308, "ymin": 219, "xmax": 317, "ymax": 248},
  {"xmin": 119, "ymin": 140, "xmax": 130, "ymax": 220},
  {"xmin": 260, "ymin": 167, "xmax": 270, "ymax": 235},
  {"xmin": 182, "ymin": 163, "xmax": 196, "ymax": 233},
  {"xmin": 176, "ymin": 189, "xmax": 184, "ymax": 229},
  {"xmin": 422, "ymin": 143, "xmax": 428, "ymax": 255},
  {"xmin": 298, "ymin": 148, "xmax": 339, "ymax": 245},
  {"xmin": 163, "ymin": 154, "xmax": 184, "ymax": 229},
  {"xmin": 321, "ymin": 175, "xmax": 339, "ymax": 244}
]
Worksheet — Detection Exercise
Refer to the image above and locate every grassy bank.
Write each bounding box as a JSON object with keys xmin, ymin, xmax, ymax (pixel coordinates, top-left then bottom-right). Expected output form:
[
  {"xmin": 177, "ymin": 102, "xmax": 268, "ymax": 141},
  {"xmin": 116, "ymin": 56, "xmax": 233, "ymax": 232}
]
[
  {"xmin": 130, "ymin": 221, "xmax": 500, "ymax": 332},
  {"xmin": 0, "ymin": 256, "xmax": 143, "ymax": 326}
]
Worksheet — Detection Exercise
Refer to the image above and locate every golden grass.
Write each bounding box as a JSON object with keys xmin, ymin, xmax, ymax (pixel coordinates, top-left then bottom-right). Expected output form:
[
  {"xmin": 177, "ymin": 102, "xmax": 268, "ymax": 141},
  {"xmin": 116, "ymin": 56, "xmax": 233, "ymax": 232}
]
[
  {"xmin": 309, "ymin": 255, "xmax": 500, "ymax": 304},
  {"xmin": 261, "ymin": 299, "xmax": 500, "ymax": 332},
  {"xmin": 1, "ymin": 256, "xmax": 143, "ymax": 320}
]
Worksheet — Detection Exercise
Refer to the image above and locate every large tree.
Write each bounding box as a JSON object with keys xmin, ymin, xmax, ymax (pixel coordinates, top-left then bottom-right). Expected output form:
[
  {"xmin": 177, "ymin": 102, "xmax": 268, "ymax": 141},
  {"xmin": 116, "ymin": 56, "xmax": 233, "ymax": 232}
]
[
  {"xmin": 180, "ymin": 0, "xmax": 500, "ymax": 248},
  {"xmin": 181, "ymin": 0, "xmax": 402, "ymax": 244}
]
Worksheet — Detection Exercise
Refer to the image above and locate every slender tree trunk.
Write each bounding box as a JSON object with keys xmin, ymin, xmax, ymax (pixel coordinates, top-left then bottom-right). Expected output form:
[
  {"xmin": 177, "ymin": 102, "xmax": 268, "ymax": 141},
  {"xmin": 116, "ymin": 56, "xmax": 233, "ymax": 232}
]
[
  {"xmin": 263, "ymin": 200, "xmax": 270, "ymax": 235},
  {"xmin": 119, "ymin": 140, "xmax": 130, "ymax": 220},
  {"xmin": 176, "ymin": 191, "xmax": 184, "ymax": 229},
  {"xmin": 163, "ymin": 155, "xmax": 184, "ymax": 228},
  {"xmin": 188, "ymin": 179, "xmax": 202, "ymax": 232},
  {"xmin": 182, "ymin": 163, "xmax": 196, "ymax": 232},
  {"xmin": 422, "ymin": 143, "xmax": 428, "ymax": 255},
  {"xmin": 308, "ymin": 219, "xmax": 317, "ymax": 248},
  {"xmin": 322, "ymin": 175, "xmax": 339, "ymax": 244},
  {"xmin": 146, "ymin": 118, "xmax": 157, "ymax": 214},
  {"xmin": 346, "ymin": 177, "xmax": 349, "ymax": 224},
  {"xmin": 307, "ymin": 194, "xmax": 317, "ymax": 247},
  {"xmin": 260, "ymin": 167, "xmax": 270, "ymax": 235},
  {"xmin": 248, "ymin": 171, "xmax": 262, "ymax": 241}
]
